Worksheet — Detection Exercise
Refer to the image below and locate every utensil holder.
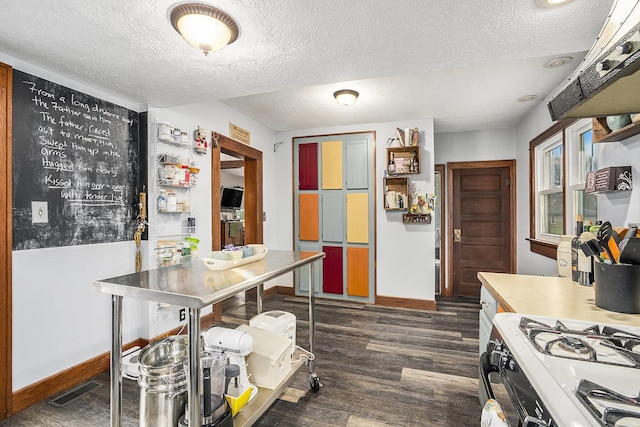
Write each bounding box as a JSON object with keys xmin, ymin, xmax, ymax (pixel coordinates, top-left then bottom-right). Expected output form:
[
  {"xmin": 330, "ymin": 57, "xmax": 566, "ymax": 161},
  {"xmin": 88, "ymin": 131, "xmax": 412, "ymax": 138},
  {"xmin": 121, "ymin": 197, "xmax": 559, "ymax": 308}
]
[{"xmin": 594, "ymin": 262, "xmax": 640, "ymax": 313}]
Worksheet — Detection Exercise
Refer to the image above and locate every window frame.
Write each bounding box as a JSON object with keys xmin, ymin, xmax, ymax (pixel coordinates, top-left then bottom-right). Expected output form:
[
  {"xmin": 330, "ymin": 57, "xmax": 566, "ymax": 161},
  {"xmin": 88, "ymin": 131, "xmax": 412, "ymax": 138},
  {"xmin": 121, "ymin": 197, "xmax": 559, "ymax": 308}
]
[
  {"xmin": 565, "ymin": 119, "xmax": 597, "ymax": 230},
  {"xmin": 528, "ymin": 118, "xmax": 586, "ymax": 259},
  {"xmin": 535, "ymin": 132, "xmax": 564, "ymax": 244}
]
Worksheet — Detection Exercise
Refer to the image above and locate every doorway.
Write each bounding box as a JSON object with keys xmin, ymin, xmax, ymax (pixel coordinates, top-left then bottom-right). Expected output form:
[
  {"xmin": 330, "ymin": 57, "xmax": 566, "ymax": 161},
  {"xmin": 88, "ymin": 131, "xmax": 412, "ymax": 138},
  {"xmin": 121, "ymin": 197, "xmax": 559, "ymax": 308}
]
[
  {"xmin": 445, "ymin": 160, "xmax": 516, "ymax": 298},
  {"xmin": 210, "ymin": 133, "xmax": 263, "ymax": 250}
]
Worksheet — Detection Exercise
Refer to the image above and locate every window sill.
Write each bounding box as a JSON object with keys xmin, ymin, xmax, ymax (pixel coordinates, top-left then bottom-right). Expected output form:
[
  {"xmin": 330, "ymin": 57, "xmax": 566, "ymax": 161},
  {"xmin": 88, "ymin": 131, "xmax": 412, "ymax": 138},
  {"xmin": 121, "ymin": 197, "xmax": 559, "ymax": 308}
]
[{"xmin": 527, "ymin": 238, "xmax": 557, "ymax": 260}]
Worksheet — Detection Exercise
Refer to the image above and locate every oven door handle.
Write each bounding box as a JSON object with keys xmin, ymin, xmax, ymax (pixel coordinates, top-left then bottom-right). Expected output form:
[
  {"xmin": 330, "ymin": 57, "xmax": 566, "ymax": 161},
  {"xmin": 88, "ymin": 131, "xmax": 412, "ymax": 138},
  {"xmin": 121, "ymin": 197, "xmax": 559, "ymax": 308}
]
[{"xmin": 479, "ymin": 351, "xmax": 497, "ymax": 405}]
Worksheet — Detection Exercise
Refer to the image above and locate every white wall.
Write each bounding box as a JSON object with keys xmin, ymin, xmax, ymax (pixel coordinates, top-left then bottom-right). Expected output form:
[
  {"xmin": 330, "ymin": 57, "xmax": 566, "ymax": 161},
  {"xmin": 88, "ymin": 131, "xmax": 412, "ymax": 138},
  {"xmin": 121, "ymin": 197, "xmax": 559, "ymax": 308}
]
[
  {"xmin": 3, "ymin": 52, "xmax": 278, "ymax": 391},
  {"xmin": 434, "ymin": 128, "xmax": 516, "ymax": 164},
  {"xmin": 3, "ymin": 52, "xmax": 150, "ymax": 391},
  {"xmin": 514, "ymin": 89, "xmax": 640, "ymax": 276},
  {"xmin": 275, "ymin": 119, "xmax": 436, "ymax": 301}
]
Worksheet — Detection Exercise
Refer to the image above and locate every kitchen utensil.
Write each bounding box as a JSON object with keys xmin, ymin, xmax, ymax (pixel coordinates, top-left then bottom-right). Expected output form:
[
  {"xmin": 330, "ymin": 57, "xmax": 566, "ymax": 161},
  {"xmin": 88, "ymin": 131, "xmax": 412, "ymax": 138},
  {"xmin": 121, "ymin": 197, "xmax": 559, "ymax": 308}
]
[
  {"xmin": 579, "ymin": 239, "xmax": 602, "ymax": 258},
  {"xmin": 619, "ymin": 238, "xmax": 640, "ymax": 265},
  {"xmin": 597, "ymin": 222, "xmax": 618, "ymax": 264},
  {"xmin": 618, "ymin": 225, "xmax": 638, "ymax": 253}
]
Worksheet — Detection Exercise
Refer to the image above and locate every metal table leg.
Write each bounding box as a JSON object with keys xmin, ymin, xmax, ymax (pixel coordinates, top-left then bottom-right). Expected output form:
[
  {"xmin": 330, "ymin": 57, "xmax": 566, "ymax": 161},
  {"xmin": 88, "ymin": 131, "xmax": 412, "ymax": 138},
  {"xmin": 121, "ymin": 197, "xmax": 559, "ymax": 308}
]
[
  {"xmin": 257, "ymin": 283, "xmax": 264, "ymax": 314},
  {"xmin": 308, "ymin": 261, "xmax": 321, "ymax": 392},
  {"xmin": 188, "ymin": 307, "xmax": 201, "ymax": 427},
  {"xmin": 111, "ymin": 295, "xmax": 123, "ymax": 427}
]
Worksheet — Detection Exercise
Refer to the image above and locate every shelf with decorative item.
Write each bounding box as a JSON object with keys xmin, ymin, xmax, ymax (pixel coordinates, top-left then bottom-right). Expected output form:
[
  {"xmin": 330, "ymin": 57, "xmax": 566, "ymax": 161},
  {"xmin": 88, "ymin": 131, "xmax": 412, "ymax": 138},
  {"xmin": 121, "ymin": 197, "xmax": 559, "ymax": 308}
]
[
  {"xmin": 386, "ymin": 146, "xmax": 420, "ymax": 175},
  {"xmin": 592, "ymin": 114, "xmax": 640, "ymax": 143},
  {"xmin": 383, "ymin": 177, "xmax": 409, "ymax": 210},
  {"xmin": 403, "ymin": 213, "xmax": 432, "ymax": 224}
]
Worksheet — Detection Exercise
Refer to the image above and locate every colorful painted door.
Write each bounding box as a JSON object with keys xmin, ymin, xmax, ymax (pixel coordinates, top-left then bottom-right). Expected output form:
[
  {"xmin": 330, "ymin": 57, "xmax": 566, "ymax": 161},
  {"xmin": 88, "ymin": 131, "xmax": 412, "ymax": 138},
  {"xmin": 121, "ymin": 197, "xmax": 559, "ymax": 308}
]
[{"xmin": 293, "ymin": 133, "xmax": 375, "ymax": 302}]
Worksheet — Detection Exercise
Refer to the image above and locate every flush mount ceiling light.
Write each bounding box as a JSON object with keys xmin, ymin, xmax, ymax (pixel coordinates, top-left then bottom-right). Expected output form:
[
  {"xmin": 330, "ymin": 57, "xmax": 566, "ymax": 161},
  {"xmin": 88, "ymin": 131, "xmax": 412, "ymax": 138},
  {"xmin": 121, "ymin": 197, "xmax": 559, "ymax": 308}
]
[
  {"xmin": 544, "ymin": 56, "xmax": 573, "ymax": 68},
  {"xmin": 534, "ymin": 0, "xmax": 574, "ymax": 8},
  {"xmin": 169, "ymin": 3, "xmax": 239, "ymax": 55},
  {"xmin": 333, "ymin": 89, "xmax": 359, "ymax": 106},
  {"xmin": 517, "ymin": 94, "xmax": 539, "ymax": 102}
]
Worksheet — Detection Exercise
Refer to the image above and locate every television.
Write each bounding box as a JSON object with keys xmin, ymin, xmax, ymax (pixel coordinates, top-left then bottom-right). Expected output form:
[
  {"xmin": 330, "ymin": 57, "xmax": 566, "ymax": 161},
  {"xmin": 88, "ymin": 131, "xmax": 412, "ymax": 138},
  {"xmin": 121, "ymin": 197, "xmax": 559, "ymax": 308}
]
[{"xmin": 221, "ymin": 186, "xmax": 244, "ymax": 210}]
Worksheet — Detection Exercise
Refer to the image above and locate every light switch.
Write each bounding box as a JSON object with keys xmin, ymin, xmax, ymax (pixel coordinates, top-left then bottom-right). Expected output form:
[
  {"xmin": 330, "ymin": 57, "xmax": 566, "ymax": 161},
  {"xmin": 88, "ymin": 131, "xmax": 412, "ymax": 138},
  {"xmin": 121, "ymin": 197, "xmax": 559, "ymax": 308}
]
[{"xmin": 32, "ymin": 201, "xmax": 48, "ymax": 224}]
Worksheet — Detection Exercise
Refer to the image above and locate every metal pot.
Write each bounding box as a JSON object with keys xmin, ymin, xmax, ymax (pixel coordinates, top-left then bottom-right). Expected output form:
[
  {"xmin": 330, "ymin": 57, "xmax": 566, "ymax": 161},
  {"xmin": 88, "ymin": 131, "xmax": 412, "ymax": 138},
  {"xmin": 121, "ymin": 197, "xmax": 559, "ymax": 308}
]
[{"xmin": 138, "ymin": 335, "xmax": 189, "ymax": 427}]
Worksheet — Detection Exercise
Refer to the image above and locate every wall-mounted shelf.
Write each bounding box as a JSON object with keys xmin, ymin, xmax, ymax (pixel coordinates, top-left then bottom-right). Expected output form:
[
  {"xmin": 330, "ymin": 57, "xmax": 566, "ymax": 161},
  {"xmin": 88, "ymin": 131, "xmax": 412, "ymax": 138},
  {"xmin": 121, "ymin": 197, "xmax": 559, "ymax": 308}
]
[
  {"xmin": 383, "ymin": 177, "xmax": 409, "ymax": 210},
  {"xmin": 386, "ymin": 146, "xmax": 420, "ymax": 175},
  {"xmin": 592, "ymin": 116, "xmax": 640, "ymax": 143},
  {"xmin": 403, "ymin": 213, "xmax": 432, "ymax": 224}
]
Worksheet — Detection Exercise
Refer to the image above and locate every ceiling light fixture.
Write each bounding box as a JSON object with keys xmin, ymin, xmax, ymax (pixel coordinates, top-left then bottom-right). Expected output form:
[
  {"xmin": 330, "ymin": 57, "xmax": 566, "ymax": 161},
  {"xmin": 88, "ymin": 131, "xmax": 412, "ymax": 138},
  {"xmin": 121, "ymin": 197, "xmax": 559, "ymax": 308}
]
[
  {"xmin": 534, "ymin": 0, "xmax": 574, "ymax": 9},
  {"xmin": 333, "ymin": 89, "xmax": 359, "ymax": 106},
  {"xmin": 169, "ymin": 3, "xmax": 239, "ymax": 55},
  {"xmin": 544, "ymin": 56, "xmax": 573, "ymax": 68}
]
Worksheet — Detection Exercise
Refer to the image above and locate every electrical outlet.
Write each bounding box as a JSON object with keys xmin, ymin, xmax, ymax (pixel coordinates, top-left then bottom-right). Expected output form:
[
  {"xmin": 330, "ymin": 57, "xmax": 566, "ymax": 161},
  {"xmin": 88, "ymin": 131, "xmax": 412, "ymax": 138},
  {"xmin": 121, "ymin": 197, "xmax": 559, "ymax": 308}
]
[
  {"xmin": 31, "ymin": 201, "xmax": 48, "ymax": 224},
  {"xmin": 179, "ymin": 308, "xmax": 186, "ymax": 322}
]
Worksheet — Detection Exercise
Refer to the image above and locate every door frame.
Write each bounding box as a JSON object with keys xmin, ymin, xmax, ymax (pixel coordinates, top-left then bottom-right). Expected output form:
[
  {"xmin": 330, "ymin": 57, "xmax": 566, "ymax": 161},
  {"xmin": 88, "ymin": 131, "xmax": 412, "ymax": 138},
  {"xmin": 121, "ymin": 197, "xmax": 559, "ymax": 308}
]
[
  {"xmin": 1, "ymin": 63, "xmax": 13, "ymax": 419},
  {"xmin": 210, "ymin": 132, "xmax": 263, "ymax": 251},
  {"xmin": 444, "ymin": 160, "xmax": 516, "ymax": 297},
  {"xmin": 435, "ymin": 164, "xmax": 445, "ymax": 295}
]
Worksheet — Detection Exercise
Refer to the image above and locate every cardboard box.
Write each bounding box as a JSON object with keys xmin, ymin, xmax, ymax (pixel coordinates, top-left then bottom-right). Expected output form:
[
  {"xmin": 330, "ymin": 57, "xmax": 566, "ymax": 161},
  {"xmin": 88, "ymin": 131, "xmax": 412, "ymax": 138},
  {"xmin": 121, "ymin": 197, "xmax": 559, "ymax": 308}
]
[{"xmin": 236, "ymin": 324, "xmax": 291, "ymax": 389}]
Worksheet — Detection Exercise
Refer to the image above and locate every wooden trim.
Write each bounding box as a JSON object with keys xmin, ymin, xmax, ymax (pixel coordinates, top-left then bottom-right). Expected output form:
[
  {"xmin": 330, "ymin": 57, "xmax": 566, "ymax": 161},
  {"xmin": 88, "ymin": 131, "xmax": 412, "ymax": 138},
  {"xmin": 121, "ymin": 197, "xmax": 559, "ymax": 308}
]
[
  {"xmin": 445, "ymin": 160, "xmax": 517, "ymax": 297},
  {"xmin": 11, "ymin": 339, "xmax": 145, "ymax": 414},
  {"xmin": 221, "ymin": 160, "xmax": 244, "ymax": 169},
  {"xmin": 528, "ymin": 119, "xmax": 577, "ymax": 244},
  {"xmin": 435, "ymin": 164, "xmax": 445, "ymax": 295},
  {"xmin": 527, "ymin": 238, "xmax": 557, "ymax": 259},
  {"xmin": 276, "ymin": 285, "xmax": 295, "ymax": 296},
  {"xmin": 211, "ymin": 132, "xmax": 264, "ymax": 325},
  {"xmin": 375, "ymin": 295, "xmax": 437, "ymax": 311},
  {"xmin": 0, "ymin": 62, "xmax": 13, "ymax": 419}
]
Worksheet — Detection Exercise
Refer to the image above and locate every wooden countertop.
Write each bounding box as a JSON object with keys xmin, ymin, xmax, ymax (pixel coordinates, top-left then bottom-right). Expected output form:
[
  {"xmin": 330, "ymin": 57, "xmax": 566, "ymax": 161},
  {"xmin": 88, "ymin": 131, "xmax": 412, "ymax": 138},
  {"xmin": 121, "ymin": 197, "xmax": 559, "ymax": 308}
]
[{"xmin": 478, "ymin": 272, "xmax": 640, "ymax": 327}]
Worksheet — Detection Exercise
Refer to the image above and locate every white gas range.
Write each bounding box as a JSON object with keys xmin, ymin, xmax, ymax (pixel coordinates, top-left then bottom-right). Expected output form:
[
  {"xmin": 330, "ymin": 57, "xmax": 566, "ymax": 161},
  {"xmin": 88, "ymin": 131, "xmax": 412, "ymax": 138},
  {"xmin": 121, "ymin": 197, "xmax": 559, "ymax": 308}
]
[{"xmin": 480, "ymin": 312, "xmax": 640, "ymax": 427}]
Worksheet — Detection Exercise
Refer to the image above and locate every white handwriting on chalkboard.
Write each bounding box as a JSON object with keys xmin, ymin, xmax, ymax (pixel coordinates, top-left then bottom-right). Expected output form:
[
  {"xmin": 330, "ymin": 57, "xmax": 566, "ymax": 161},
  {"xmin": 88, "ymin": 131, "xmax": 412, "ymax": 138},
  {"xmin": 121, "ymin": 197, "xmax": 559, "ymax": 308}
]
[
  {"xmin": 42, "ymin": 157, "xmax": 74, "ymax": 172},
  {"xmin": 71, "ymin": 94, "xmax": 90, "ymax": 113},
  {"xmin": 45, "ymin": 174, "xmax": 71, "ymax": 189},
  {"xmin": 23, "ymin": 81, "xmax": 55, "ymax": 99},
  {"xmin": 96, "ymin": 164, "xmax": 118, "ymax": 177},
  {"xmin": 71, "ymin": 141, "xmax": 99, "ymax": 156}
]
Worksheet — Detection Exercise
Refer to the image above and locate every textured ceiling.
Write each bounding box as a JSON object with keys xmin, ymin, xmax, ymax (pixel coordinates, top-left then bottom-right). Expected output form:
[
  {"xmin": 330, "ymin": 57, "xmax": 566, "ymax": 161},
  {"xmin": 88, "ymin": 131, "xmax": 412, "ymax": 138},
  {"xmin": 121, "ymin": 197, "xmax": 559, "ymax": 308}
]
[{"xmin": 0, "ymin": 0, "xmax": 614, "ymax": 133}]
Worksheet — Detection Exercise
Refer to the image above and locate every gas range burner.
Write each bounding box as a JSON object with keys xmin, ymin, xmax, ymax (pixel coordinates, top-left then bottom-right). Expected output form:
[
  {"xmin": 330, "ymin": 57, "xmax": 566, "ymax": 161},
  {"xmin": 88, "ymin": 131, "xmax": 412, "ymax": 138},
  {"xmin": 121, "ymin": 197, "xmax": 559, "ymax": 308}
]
[
  {"xmin": 577, "ymin": 379, "xmax": 640, "ymax": 426},
  {"xmin": 518, "ymin": 317, "xmax": 640, "ymax": 368}
]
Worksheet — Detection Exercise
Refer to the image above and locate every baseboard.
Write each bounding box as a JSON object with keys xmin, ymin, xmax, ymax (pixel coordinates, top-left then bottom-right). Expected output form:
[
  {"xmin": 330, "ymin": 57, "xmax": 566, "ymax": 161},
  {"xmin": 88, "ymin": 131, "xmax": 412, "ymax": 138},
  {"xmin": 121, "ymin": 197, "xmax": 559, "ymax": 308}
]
[
  {"xmin": 375, "ymin": 295, "xmax": 437, "ymax": 311},
  {"xmin": 11, "ymin": 338, "xmax": 146, "ymax": 415},
  {"xmin": 275, "ymin": 286, "xmax": 294, "ymax": 296}
]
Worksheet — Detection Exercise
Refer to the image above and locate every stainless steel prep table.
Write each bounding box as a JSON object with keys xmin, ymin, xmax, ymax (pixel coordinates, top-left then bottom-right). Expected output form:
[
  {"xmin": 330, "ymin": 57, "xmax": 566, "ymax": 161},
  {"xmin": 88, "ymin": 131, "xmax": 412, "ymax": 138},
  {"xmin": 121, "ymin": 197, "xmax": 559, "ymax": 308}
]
[{"xmin": 93, "ymin": 250, "xmax": 325, "ymax": 427}]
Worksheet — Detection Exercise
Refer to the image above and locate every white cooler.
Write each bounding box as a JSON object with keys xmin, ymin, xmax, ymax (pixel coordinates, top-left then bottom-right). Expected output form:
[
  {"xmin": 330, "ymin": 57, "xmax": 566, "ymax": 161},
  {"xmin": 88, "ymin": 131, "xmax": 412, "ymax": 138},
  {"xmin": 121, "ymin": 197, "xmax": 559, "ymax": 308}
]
[
  {"xmin": 236, "ymin": 324, "xmax": 291, "ymax": 389},
  {"xmin": 249, "ymin": 310, "xmax": 296, "ymax": 356}
]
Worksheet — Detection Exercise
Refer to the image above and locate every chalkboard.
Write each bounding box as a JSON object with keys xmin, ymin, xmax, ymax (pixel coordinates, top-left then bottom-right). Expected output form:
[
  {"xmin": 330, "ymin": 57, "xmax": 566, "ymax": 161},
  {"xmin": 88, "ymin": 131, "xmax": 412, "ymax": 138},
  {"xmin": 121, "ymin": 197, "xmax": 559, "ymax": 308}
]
[{"xmin": 12, "ymin": 70, "xmax": 143, "ymax": 250}]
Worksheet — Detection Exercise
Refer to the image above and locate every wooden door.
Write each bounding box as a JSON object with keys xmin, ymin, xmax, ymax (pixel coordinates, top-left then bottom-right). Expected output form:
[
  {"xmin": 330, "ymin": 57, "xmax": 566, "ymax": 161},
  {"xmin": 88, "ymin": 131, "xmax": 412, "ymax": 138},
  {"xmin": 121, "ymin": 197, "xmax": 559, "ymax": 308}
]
[{"xmin": 447, "ymin": 161, "xmax": 515, "ymax": 298}]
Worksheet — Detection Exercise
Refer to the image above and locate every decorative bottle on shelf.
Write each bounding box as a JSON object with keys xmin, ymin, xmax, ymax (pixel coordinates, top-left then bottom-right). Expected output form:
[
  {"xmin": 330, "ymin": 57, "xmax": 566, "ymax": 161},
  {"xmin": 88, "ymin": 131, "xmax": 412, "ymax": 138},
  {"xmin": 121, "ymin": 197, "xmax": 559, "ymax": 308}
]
[
  {"xmin": 157, "ymin": 190, "xmax": 167, "ymax": 212},
  {"xmin": 412, "ymin": 153, "xmax": 418, "ymax": 173},
  {"xmin": 388, "ymin": 153, "xmax": 395, "ymax": 174}
]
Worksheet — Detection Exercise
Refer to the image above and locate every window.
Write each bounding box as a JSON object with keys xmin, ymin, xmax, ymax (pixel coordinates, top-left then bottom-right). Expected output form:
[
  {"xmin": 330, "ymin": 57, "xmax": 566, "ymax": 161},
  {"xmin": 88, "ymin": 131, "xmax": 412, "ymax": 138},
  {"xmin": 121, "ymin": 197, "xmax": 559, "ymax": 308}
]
[{"xmin": 529, "ymin": 119, "xmax": 597, "ymax": 258}]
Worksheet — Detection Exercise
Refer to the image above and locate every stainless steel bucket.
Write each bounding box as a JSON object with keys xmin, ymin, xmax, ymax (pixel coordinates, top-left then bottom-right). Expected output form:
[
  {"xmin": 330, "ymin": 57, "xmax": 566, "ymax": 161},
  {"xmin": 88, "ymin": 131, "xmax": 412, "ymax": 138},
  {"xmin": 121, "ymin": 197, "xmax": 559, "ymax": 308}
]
[{"xmin": 138, "ymin": 335, "xmax": 189, "ymax": 427}]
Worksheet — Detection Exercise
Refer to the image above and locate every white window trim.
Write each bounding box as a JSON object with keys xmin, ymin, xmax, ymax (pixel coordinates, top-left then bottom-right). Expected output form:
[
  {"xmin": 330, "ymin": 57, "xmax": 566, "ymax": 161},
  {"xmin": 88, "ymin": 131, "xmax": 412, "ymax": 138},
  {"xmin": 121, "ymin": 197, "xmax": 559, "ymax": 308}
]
[
  {"xmin": 535, "ymin": 133, "xmax": 563, "ymax": 244},
  {"xmin": 565, "ymin": 118, "xmax": 594, "ymax": 228}
]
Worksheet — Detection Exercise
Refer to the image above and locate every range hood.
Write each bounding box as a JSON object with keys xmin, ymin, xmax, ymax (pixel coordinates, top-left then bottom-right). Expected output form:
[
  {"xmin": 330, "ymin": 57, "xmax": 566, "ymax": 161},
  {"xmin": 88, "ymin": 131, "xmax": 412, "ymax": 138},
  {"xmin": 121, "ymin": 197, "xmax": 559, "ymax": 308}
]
[{"xmin": 548, "ymin": 0, "xmax": 640, "ymax": 121}]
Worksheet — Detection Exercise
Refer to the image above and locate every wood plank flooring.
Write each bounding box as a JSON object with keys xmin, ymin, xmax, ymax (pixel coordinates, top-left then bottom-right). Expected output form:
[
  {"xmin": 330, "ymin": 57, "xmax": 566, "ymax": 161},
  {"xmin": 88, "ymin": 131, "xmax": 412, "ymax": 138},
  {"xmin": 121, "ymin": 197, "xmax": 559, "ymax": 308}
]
[{"xmin": 0, "ymin": 294, "xmax": 518, "ymax": 426}]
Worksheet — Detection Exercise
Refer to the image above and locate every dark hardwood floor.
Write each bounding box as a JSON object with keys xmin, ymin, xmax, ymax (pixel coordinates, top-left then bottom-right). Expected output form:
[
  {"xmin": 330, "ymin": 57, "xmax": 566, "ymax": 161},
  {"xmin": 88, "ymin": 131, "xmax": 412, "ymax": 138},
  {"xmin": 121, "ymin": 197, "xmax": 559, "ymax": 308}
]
[{"xmin": 0, "ymin": 294, "xmax": 513, "ymax": 426}]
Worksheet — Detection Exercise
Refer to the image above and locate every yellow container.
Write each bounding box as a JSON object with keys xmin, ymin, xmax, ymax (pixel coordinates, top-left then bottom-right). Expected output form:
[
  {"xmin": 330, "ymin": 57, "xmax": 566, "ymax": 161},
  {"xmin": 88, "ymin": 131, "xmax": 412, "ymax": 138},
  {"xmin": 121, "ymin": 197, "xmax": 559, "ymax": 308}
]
[{"xmin": 225, "ymin": 386, "xmax": 254, "ymax": 416}]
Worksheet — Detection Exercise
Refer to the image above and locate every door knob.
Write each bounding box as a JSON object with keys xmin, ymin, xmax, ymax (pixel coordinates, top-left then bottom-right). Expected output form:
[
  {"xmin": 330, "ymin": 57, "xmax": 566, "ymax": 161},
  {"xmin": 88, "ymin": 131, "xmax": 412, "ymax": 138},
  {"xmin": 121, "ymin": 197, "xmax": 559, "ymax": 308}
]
[{"xmin": 454, "ymin": 229, "xmax": 461, "ymax": 242}]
